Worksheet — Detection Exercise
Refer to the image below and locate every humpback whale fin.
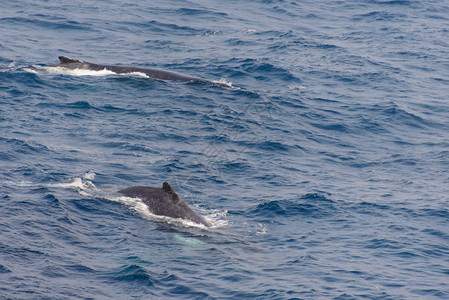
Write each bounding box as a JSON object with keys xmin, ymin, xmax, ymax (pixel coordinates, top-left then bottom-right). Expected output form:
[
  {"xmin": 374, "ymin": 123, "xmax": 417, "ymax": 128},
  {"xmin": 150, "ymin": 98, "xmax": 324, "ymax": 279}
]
[
  {"xmin": 58, "ymin": 56, "xmax": 83, "ymax": 64},
  {"xmin": 163, "ymin": 182, "xmax": 181, "ymax": 205},
  {"xmin": 163, "ymin": 182, "xmax": 175, "ymax": 193}
]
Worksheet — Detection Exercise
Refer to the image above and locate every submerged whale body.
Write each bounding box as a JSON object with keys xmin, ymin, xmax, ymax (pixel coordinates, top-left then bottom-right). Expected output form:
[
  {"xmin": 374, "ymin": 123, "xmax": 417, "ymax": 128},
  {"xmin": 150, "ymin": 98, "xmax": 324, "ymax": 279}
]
[
  {"xmin": 49, "ymin": 56, "xmax": 231, "ymax": 87},
  {"xmin": 118, "ymin": 182, "xmax": 210, "ymax": 226}
]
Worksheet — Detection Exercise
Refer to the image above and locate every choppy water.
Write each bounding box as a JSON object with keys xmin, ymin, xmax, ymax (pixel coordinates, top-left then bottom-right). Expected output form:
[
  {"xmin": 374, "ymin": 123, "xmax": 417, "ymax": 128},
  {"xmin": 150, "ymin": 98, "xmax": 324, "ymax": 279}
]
[{"xmin": 1, "ymin": 0, "xmax": 449, "ymax": 299}]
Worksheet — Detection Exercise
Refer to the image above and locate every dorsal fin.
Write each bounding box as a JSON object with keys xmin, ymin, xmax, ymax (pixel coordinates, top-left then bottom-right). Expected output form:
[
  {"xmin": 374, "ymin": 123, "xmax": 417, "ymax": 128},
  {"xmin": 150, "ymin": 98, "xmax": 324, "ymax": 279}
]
[
  {"xmin": 58, "ymin": 56, "xmax": 83, "ymax": 64},
  {"xmin": 163, "ymin": 182, "xmax": 175, "ymax": 193},
  {"xmin": 163, "ymin": 182, "xmax": 181, "ymax": 204}
]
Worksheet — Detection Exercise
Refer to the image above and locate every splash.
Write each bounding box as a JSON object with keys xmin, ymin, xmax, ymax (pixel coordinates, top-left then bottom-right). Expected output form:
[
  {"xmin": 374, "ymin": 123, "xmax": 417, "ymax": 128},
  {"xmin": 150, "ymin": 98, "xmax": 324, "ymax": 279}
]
[
  {"xmin": 201, "ymin": 208, "xmax": 228, "ymax": 228},
  {"xmin": 213, "ymin": 77, "xmax": 234, "ymax": 88},
  {"xmin": 35, "ymin": 66, "xmax": 116, "ymax": 77},
  {"xmin": 50, "ymin": 170, "xmax": 98, "ymax": 196},
  {"xmin": 288, "ymin": 84, "xmax": 306, "ymax": 90}
]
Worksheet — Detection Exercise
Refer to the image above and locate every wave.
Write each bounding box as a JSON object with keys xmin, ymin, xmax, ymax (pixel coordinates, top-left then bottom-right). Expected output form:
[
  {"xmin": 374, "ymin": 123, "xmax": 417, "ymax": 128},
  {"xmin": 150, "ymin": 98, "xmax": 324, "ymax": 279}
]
[
  {"xmin": 221, "ymin": 57, "xmax": 300, "ymax": 84},
  {"xmin": 0, "ymin": 137, "xmax": 51, "ymax": 156},
  {"xmin": 249, "ymin": 193, "xmax": 336, "ymax": 219},
  {"xmin": 0, "ymin": 16, "xmax": 92, "ymax": 31},
  {"xmin": 109, "ymin": 264, "xmax": 155, "ymax": 285}
]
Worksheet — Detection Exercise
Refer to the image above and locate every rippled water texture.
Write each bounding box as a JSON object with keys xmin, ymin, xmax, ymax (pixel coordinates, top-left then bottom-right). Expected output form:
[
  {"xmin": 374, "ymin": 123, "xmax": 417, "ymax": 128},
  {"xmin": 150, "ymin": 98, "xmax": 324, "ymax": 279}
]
[{"xmin": 1, "ymin": 0, "xmax": 449, "ymax": 299}]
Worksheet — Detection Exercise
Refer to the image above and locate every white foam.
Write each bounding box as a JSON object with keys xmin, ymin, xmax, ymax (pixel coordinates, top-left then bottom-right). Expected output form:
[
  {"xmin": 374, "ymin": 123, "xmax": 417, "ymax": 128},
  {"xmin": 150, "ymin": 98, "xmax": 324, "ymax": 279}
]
[
  {"xmin": 1, "ymin": 62, "xmax": 18, "ymax": 72},
  {"xmin": 51, "ymin": 175, "xmax": 97, "ymax": 191},
  {"xmin": 40, "ymin": 66, "xmax": 116, "ymax": 77},
  {"xmin": 202, "ymin": 208, "xmax": 228, "ymax": 228},
  {"xmin": 255, "ymin": 224, "xmax": 268, "ymax": 236},
  {"xmin": 243, "ymin": 29, "xmax": 257, "ymax": 34},
  {"xmin": 213, "ymin": 78, "xmax": 233, "ymax": 88},
  {"xmin": 108, "ymin": 195, "xmax": 150, "ymax": 217},
  {"xmin": 82, "ymin": 170, "xmax": 96, "ymax": 181},
  {"xmin": 289, "ymin": 84, "xmax": 306, "ymax": 90},
  {"xmin": 122, "ymin": 71, "xmax": 149, "ymax": 78},
  {"xmin": 4, "ymin": 180, "xmax": 34, "ymax": 187},
  {"xmin": 23, "ymin": 67, "xmax": 39, "ymax": 74}
]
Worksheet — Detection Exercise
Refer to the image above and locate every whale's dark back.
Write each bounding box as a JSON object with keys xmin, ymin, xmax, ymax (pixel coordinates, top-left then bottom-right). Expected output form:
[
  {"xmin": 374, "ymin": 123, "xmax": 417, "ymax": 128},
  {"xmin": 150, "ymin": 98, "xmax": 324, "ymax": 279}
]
[
  {"xmin": 54, "ymin": 56, "xmax": 232, "ymax": 87},
  {"xmin": 117, "ymin": 182, "xmax": 210, "ymax": 226}
]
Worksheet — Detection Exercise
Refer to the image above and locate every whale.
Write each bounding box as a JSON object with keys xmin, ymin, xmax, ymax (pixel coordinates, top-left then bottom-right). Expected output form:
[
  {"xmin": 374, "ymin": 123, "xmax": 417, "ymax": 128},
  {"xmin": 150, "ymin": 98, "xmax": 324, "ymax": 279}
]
[
  {"xmin": 47, "ymin": 56, "xmax": 231, "ymax": 87},
  {"xmin": 118, "ymin": 182, "xmax": 210, "ymax": 227}
]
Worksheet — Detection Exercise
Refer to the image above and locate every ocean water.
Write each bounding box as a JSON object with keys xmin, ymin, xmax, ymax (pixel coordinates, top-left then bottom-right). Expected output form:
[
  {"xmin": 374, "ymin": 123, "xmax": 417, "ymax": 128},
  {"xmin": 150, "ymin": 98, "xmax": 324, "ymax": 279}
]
[{"xmin": 1, "ymin": 0, "xmax": 449, "ymax": 298}]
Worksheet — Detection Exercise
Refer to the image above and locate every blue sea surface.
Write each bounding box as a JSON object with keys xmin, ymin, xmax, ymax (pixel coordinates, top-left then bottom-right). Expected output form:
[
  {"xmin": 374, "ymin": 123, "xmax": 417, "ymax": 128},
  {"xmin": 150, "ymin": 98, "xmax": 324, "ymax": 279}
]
[{"xmin": 1, "ymin": 0, "xmax": 449, "ymax": 299}]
